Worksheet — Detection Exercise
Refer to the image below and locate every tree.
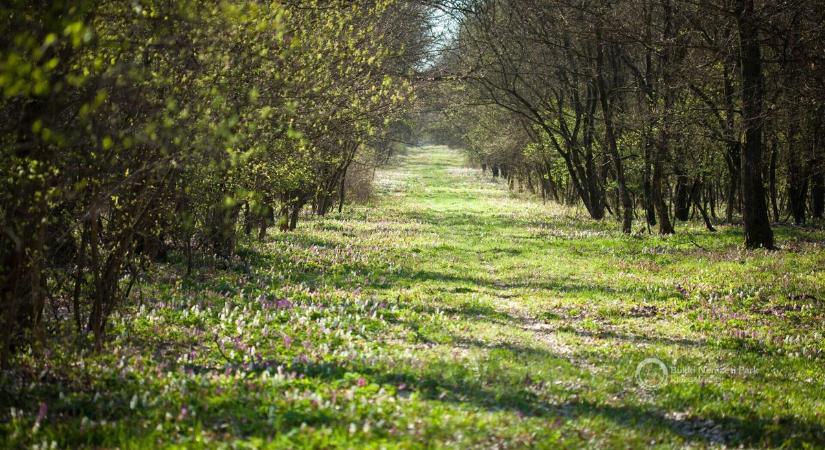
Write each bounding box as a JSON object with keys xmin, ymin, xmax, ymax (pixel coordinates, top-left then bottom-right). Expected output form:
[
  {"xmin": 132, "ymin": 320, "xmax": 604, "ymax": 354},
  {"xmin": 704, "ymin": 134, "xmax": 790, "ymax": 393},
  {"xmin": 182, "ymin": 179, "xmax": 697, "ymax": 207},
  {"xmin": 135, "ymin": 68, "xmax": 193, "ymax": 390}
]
[
  {"xmin": 735, "ymin": 0, "xmax": 774, "ymax": 248},
  {"xmin": 0, "ymin": 0, "xmax": 419, "ymax": 363}
]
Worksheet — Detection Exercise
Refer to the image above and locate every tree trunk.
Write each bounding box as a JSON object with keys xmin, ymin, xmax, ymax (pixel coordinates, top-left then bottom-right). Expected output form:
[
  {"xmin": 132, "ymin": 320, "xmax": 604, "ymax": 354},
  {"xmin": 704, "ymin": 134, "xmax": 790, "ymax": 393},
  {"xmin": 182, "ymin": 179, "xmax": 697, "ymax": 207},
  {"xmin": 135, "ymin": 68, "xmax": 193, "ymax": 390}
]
[
  {"xmin": 653, "ymin": 132, "xmax": 674, "ymax": 234},
  {"xmin": 769, "ymin": 139, "xmax": 780, "ymax": 222},
  {"xmin": 691, "ymin": 179, "xmax": 716, "ymax": 232},
  {"xmin": 810, "ymin": 110, "xmax": 824, "ymax": 219},
  {"xmin": 723, "ymin": 57, "xmax": 740, "ymax": 223},
  {"xmin": 709, "ymin": 183, "xmax": 717, "ymax": 219},
  {"xmin": 736, "ymin": 0, "xmax": 774, "ymax": 248},
  {"xmin": 674, "ymin": 173, "xmax": 690, "ymax": 221},
  {"xmin": 643, "ymin": 139, "xmax": 657, "ymax": 226},
  {"xmin": 653, "ymin": 0, "xmax": 676, "ymax": 234},
  {"xmin": 724, "ymin": 144, "xmax": 740, "ymax": 223},
  {"xmin": 812, "ymin": 170, "xmax": 825, "ymax": 219},
  {"xmin": 337, "ymin": 171, "xmax": 347, "ymax": 214},
  {"xmin": 258, "ymin": 206, "xmax": 273, "ymax": 239},
  {"xmin": 595, "ymin": 28, "xmax": 632, "ymax": 233},
  {"xmin": 787, "ymin": 127, "xmax": 807, "ymax": 225},
  {"xmin": 288, "ymin": 205, "xmax": 301, "ymax": 231}
]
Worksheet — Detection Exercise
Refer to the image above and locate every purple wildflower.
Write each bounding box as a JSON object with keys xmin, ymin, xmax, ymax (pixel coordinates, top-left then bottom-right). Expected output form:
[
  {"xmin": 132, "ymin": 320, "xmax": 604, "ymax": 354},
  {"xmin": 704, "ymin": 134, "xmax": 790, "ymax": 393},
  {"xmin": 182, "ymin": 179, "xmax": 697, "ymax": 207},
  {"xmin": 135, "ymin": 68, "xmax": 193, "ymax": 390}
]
[{"xmin": 276, "ymin": 299, "xmax": 293, "ymax": 310}]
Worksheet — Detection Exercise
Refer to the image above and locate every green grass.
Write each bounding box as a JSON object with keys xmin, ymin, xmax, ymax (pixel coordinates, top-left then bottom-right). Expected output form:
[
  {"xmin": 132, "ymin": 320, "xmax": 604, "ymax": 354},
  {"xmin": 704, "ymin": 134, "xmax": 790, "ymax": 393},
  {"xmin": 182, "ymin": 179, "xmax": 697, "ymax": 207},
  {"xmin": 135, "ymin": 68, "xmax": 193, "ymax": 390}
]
[{"xmin": 3, "ymin": 146, "xmax": 824, "ymax": 448}]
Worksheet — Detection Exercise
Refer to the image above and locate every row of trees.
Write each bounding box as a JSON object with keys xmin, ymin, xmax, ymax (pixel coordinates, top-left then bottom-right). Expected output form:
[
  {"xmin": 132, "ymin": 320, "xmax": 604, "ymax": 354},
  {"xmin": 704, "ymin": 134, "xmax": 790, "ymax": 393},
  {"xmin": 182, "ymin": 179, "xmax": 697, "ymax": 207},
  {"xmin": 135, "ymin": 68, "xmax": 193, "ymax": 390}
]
[
  {"xmin": 426, "ymin": 0, "xmax": 825, "ymax": 246},
  {"xmin": 0, "ymin": 1, "xmax": 424, "ymax": 364}
]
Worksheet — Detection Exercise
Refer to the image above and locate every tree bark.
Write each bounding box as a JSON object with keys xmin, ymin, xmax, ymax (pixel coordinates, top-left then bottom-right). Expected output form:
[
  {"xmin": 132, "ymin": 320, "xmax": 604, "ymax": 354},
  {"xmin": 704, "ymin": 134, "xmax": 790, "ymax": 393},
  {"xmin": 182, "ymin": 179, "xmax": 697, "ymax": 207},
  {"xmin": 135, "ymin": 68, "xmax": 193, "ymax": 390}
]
[
  {"xmin": 595, "ymin": 26, "xmax": 632, "ymax": 233},
  {"xmin": 674, "ymin": 173, "xmax": 690, "ymax": 221},
  {"xmin": 722, "ymin": 58, "xmax": 741, "ymax": 223},
  {"xmin": 812, "ymin": 169, "xmax": 825, "ymax": 219},
  {"xmin": 786, "ymin": 123, "xmax": 807, "ymax": 225},
  {"xmin": 812, "ymin": 119, "xmax": 825, "ymax": 219},
  {"xmin": 736, "ymin": 0, "xmax": 774, "ymax": 248},
  {"xmin": 338, "ymin": 163, "xmax": 348, "ymax": 214},
  {"xmin": 691, "ymin": 178, "xmax": 716, "ymax": 232},
  {"xmin": 643, "ymin": 139, "xmax": 657, "ymax": 227},
  {"xmin": 769, "ymin": 138, "xmax": 780, "ymax": 222},
  {"xmin": 652, "ymin": 0, "xmax": 676, "ymax": 234}
]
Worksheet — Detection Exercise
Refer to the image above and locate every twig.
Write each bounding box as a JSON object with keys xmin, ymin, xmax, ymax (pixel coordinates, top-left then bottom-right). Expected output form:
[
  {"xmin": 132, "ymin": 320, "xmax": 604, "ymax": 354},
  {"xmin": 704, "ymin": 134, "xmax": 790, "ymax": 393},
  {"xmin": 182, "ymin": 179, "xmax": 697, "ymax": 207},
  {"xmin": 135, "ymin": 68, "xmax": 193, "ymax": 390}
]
[
  {"xmin": 681, "ymin": 232, "xmax": 708, "ymax": 250},
  {"xmin": 212, "ymin": 334, "xmax": 233, "ymax": 365}
]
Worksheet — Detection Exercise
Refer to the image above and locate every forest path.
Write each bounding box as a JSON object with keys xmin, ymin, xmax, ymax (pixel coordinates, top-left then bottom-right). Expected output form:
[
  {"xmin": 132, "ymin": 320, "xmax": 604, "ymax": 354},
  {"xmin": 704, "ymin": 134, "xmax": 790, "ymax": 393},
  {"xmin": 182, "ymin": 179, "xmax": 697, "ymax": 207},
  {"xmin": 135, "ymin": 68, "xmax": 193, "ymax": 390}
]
[
  {"xmin": 340, "ymin": 145, "xmax": 823, "ymax": 447},
  {"xmin": 375, "ymin": 146, "xmax": 577, "ymax": 356},
  {"xmin": 22, "ymin": 146, "xmax": 821, "ymax": 448}
]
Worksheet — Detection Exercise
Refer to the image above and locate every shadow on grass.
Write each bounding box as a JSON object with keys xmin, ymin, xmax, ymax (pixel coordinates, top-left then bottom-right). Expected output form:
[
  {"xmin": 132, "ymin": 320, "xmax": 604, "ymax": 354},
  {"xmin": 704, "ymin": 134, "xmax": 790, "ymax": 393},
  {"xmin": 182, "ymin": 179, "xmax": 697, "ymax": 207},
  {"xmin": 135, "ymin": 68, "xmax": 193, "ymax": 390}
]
[
  {"xmin": 386, "ymin": 267, "xmax": 684, "ymax": 302},
  {"xmin": 170, "ymin": 347, "xmax": 825, "ymax": 448},
  {"xmin": 566, "ymin": 329, "xmax": 709, "ymax": 349}
]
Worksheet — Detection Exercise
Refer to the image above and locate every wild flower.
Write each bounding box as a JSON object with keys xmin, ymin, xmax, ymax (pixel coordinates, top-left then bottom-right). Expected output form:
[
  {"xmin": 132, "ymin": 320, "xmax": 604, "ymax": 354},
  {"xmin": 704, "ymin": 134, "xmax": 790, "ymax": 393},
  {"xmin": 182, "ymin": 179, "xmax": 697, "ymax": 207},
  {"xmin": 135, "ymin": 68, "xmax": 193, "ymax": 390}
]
[{"xmin": 276, "ymin": 299, "xmax": 293, "ymax": 309}]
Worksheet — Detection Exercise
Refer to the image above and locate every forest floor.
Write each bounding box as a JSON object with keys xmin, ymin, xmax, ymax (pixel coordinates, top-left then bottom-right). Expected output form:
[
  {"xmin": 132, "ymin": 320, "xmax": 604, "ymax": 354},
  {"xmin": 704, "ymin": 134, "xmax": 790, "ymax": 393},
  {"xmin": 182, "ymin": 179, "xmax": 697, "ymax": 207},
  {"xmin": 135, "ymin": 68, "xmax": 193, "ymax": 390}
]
[{"xmin": 4, "ymin": 146, "xmax": 825, "ymax": 448}]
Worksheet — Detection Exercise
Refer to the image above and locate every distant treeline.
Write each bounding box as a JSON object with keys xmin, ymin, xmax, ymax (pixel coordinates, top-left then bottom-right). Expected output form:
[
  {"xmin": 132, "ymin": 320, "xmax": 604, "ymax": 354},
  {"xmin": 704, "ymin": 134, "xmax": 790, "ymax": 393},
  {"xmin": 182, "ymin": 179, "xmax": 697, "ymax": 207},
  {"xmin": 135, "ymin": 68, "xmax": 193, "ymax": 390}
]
[{"xmin": 426, "ymin": 0, "xmax": 824, "ymax": 246}]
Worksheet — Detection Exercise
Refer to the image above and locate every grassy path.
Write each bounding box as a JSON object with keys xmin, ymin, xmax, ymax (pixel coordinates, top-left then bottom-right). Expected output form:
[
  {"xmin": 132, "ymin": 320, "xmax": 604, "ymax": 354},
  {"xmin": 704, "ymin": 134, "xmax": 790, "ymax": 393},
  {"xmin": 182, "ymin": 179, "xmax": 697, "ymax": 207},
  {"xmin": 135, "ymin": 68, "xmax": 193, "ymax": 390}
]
[
  {"xmin": 6, "ymin": 146, "xmax": 824, "ymax": 448},
  {"xmin": 360, "ymin": 147, "xmax": 825, "ymax": 448}
]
